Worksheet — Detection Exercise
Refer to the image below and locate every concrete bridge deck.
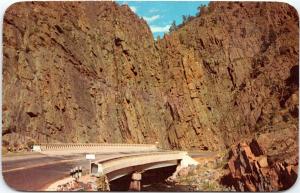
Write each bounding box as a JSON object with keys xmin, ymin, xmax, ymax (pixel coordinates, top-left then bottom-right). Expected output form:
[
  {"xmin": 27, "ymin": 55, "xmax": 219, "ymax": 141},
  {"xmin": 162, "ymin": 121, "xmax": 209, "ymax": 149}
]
[{"xmin": 91, "ymin": 151, "xmax": 188, "ymax": 180}]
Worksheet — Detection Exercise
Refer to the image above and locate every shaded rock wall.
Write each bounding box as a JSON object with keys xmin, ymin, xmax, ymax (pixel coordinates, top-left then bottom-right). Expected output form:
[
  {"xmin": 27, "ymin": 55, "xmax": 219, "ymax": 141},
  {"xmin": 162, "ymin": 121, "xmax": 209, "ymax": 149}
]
[
  {"xmin": 2, "ymin": 2, "xmax": 299, "ymax": 151},
  {"xmin": 3, "ymin": 2, "xmax": 168, "ymax": 146}
]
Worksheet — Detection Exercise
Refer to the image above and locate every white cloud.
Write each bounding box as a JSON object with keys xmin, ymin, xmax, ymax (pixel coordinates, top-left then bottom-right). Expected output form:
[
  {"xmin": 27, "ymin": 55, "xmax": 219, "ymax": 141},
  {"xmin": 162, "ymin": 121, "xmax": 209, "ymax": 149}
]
[
  {"xmin": 143, "ymin": 15, "xmax": 160, "ymax": 23},
  {"xmin": 150, "ymin": 25, "xmax": 171, "ymax": 33},
  {"xmin": 149, "ymin": 8, "xmax": 160, "ymax": 13},
  {"xmin": 129, "ymin": 6, "xmax": 137, "ymax": 13}
]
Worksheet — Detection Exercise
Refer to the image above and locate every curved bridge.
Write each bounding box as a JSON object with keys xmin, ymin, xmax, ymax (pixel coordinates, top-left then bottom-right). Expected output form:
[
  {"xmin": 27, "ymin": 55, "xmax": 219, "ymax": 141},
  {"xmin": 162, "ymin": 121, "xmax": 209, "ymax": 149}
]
[
  {"xmin": 28, "ymin": 143, "xmax": 198, "ymax": 191},
  {"xmin": 90, "ymin": 150, "xmax": 198, "ymax": 190}
]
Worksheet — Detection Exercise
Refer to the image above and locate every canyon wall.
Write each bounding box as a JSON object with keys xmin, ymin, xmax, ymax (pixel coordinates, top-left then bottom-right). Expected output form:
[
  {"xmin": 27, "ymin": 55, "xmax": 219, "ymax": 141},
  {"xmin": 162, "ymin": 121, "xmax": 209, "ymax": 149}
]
[
  {"xmin": 156, "ymin": 2, "xmax": 299, "ymax": 150},
  {"xmin": 2, "ymin": 2, "xmax": 299, "ymax": 152},
  {"xmin": 3, "ymin": 1, "xmax": 168, "ymax": 146}
]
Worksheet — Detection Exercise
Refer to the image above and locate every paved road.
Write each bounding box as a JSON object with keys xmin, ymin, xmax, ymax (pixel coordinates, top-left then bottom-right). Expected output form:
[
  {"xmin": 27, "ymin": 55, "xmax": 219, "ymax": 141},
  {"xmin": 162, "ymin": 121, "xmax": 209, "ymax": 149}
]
[
  {"xmin": 2, "ymin": 152, "xmax": 130, "ymax": 191},
  {"xmin": 4, "ymin": 154, "xmax": 81, "ymax": 191},
  {"xmin": 2, "ymin": 151, "xmax": 214, "ymax": 191}
]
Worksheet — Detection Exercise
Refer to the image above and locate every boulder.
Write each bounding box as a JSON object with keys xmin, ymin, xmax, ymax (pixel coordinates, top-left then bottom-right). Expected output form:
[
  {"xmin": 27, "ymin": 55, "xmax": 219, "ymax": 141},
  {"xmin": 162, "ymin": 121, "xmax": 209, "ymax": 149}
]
[{"xmin": 221, "ymin": 139, "xmax": 298, "ymax": 191}]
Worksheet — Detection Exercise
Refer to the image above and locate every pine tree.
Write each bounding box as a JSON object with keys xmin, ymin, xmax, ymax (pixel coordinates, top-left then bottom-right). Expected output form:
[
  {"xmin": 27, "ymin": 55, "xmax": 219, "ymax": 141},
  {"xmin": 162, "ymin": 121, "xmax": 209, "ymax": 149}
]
[
  {"xmin": 169, "ymin": 20, "xmax": 177, "ymax": 32},
  {"xmin": 182, "ymin": 15, "xmax": 188, "ymax": 24}
]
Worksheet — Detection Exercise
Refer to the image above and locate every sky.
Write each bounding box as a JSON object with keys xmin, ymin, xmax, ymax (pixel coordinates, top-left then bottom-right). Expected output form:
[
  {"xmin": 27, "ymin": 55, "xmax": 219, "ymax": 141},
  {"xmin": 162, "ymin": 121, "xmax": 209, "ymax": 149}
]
[{"xmin": 117, "ymin": 1, "xmax": 209, "ymax": 39}]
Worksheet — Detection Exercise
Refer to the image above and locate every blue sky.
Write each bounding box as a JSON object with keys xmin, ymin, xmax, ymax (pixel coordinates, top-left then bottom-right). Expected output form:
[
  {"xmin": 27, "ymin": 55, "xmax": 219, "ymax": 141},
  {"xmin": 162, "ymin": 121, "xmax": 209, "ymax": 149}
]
[{"xmin": 117, "ymin": 1, "xmax": 209, "ymax": 38}]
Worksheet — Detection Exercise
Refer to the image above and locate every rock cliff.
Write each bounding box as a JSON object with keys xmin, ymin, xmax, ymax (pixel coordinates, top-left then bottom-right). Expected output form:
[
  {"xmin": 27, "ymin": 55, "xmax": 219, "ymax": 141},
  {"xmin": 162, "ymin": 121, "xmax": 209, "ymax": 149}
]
[
  {"xmin": 2, "ymin": 2, "xmax": 299, "ymax": 153},
  {"xmin": 3, "ymin": 1, "xmax": 168, "ymax": 146},
  {"xmin": 156, "ymin": 2, "xmax": 299, "ymax": 150}
]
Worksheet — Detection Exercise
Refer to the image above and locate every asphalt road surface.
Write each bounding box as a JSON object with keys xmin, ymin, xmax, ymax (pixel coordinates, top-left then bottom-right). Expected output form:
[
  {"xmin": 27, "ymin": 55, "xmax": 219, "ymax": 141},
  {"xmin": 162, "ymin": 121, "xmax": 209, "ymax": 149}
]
[
  {"xmin": 2, "ymin": 152, "xmax": 134, "ymax": 191},
  {"xmin": 3, "ymin": 153, "xmax": 88, "ymax": 191}
]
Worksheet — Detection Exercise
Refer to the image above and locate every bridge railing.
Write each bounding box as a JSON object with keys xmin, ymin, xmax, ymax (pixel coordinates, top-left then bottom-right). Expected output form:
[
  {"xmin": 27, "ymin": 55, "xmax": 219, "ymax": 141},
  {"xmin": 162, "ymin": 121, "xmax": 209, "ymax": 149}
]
[{"xmin": 32, "ymin": 143, "xmax": 158, "ymax": 153}]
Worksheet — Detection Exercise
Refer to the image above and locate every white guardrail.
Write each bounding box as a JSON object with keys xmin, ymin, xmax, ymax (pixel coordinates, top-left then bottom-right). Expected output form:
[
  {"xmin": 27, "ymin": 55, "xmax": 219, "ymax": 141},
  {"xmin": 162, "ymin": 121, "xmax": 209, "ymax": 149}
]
[{"xmin": 32, "ymin": 143, "xmax": 158, "ymax": 153}]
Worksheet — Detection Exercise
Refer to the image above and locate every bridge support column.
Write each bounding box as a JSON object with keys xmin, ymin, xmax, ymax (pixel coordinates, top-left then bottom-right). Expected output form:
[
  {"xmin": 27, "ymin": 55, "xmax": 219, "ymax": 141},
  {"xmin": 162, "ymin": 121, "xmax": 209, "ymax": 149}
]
[{"xmin": 129, "ymin": 172, "xmax": 142, "ymax": 191}]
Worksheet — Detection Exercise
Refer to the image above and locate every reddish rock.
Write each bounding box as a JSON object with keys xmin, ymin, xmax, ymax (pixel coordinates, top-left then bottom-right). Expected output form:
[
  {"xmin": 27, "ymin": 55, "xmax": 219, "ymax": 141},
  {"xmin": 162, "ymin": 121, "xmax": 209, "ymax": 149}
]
[
  {"xmin": 257, "ymin": 156, "xmax": 268, "ymax": 168},
  {"xmin": 2, "ymin": 1, "xmax": 167, "ymax": 147},
  {"xmin": 156, "ymin": 2, "xmax": 298, "ymax": 150},
  {"xmin": 221, "ymin": 140, "xmax": 298, "ymax": 191},
  {"xmin": 249, "ymin": 139, "xmax": 264, "ymax": 156}
]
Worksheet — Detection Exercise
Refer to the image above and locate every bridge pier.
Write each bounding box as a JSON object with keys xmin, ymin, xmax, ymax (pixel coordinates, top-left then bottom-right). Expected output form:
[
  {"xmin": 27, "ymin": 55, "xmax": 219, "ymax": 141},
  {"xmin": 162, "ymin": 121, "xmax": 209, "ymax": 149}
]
[{"xmin": 129, "ymin": 172, "xmax": 142, "ymax": 191}]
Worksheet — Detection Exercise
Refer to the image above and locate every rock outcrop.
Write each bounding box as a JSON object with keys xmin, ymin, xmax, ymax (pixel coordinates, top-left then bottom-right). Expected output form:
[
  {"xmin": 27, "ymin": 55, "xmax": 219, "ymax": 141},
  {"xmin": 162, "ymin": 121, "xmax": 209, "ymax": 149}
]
[
  {"xmin": 3, "ymin": 1, "xmax": 168, "ymax": 147},
  {"xmin": 156, "ymin": 2, "xmax": 299, "ymax": 150},
  {"xmin": 221, "ymin": 139, "xmax": 298, "ymax": 191},
  {"xmin": 2, "ymin": 2, "xmax": 299, "ymax": 153}
]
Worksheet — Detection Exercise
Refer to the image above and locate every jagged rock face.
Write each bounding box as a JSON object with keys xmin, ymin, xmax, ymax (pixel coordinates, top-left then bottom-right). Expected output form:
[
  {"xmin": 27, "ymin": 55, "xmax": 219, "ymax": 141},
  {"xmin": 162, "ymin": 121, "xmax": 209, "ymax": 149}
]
[
  {"xmin": 2, "ymin": 2, "xmax": 299, "ymax": 151},
  {"xmin": 3, "ymin": 1, "xmax": 168, "ymax": 145},
  {"xmin": 156, "ymin": 2, "xmax": 299, "ymax": 150},
  {"xmin": 221, "ymin": 139, "xmax": 298, "ymax": 191}
]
